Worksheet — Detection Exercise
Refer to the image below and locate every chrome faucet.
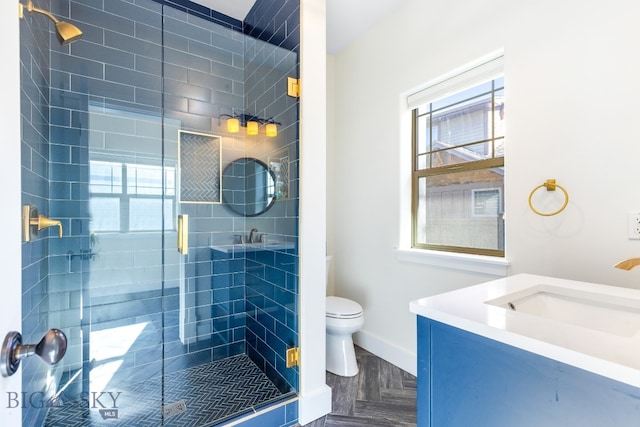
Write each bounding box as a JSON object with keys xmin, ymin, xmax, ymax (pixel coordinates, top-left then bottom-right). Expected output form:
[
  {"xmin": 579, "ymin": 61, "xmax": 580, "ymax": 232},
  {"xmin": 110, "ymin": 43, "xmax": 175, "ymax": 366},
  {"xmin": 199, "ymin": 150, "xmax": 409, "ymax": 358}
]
[
  {"xmin": 614, "ymin": 258, "xmax": 640, "ymax": 270},
  {"xmin": 249, "ymin": 228, "xmax": 258, "ymax": 243}
]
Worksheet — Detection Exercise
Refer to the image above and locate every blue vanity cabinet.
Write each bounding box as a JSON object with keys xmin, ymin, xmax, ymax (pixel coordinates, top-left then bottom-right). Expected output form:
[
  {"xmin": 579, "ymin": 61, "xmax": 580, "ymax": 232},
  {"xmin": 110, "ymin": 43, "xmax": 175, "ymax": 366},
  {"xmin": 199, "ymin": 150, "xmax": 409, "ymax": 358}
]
[{"xmin": 417, "ymin": 316, "xmax": 640, "ymax": 427}]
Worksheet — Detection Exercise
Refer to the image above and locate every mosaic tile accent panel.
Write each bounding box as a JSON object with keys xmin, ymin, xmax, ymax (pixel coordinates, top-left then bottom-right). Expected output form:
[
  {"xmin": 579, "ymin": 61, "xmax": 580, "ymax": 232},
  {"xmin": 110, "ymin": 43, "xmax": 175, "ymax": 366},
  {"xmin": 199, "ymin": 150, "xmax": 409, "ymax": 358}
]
[
  {"xmin": 43, "ymin": 355, "xmax": 291, "ymax": 427},
  {"xmin": 179, "ymin": 131, "xmax": 222, "ymax": 204}
]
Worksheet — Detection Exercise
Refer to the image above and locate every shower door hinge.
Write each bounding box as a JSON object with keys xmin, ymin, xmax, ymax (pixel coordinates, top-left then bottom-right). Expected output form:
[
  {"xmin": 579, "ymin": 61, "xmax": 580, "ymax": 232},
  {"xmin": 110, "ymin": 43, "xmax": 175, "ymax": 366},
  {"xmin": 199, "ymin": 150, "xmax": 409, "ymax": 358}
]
[
  {"xmin": 287, "ymin": 77, "xmax": 300, "ymax": 98},
  {"xmin": 286, "ymin": 347, "xmax": 299, "ymax": 368}
]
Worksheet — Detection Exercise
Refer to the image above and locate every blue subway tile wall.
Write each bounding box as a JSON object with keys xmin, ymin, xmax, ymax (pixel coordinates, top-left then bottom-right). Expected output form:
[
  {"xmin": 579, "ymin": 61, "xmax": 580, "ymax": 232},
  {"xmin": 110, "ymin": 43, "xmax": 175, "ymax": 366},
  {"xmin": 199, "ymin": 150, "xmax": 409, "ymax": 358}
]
[
  {"xmin": 20, "ymin": 1, "xmax": 56, "ymax": 425},
  {"xmin": 162, "ymin": 0, "xmax": 243, "ymax": 31},
  {"xmin": 47, "ymin": 0, "xmax": 166, "ymax": 413},
  {"xmin": 244, "ymin": 0, "xmax": 301, "ymax": 54},
  {"xmin": 242, "ymin": 0, "xmax": 301, "ymax": 394},
  {"xmin": 48, "ymin": 0, "xmax": 247, "ymax": 384}
]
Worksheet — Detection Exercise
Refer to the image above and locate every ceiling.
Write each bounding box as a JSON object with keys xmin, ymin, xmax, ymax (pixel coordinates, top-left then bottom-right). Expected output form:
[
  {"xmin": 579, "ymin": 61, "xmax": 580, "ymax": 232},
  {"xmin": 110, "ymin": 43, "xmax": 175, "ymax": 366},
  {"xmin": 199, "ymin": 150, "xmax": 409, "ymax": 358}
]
[
  {"xmin": 192, "ymin": 0, "xmax": 404, "ymax": 54},
  {"xmin": 324, "ymin": 0, "xmax": 404, "ymax": 54}
]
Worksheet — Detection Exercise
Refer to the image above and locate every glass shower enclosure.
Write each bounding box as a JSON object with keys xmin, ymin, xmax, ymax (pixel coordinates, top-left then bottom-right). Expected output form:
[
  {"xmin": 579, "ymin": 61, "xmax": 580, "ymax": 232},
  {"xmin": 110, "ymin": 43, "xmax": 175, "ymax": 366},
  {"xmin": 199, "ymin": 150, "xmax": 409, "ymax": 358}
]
[{"xmin": 19, "ymin": 0, "xmax": 300, "ymax": 425}]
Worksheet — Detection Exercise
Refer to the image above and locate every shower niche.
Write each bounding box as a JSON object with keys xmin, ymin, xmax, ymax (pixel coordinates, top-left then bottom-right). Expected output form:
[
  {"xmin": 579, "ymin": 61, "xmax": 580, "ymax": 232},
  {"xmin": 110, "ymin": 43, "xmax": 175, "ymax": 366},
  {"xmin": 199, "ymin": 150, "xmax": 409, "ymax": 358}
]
[{"xmin": 19, "ymin": 0, "xmax": 300, "ymax": 426}]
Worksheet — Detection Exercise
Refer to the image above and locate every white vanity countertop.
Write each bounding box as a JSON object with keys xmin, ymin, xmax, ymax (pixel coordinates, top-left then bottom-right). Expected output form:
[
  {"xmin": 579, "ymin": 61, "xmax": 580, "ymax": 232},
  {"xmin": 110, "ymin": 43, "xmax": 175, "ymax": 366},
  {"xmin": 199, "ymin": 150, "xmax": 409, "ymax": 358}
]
[{"xmin": 410, "ymin": 273, "xmax": 640, "ymax": 388}]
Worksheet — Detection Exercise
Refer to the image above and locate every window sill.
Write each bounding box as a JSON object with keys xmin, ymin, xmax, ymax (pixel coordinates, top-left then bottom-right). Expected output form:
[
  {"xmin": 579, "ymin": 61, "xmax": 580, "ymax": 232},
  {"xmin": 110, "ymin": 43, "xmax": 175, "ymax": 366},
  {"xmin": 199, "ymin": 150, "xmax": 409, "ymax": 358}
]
[{"xmin": 395, "ymin": 248, "xmax": 510, "ymax": 276}]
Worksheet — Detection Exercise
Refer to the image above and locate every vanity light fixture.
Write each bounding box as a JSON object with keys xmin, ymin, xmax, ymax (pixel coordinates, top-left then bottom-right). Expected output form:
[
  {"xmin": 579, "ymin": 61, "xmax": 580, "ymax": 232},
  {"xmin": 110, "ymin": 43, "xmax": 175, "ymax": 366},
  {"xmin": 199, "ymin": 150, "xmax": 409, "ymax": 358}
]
[{"xmin": 220, "ymin": 114, "xmax": 280, "ymax": 137}]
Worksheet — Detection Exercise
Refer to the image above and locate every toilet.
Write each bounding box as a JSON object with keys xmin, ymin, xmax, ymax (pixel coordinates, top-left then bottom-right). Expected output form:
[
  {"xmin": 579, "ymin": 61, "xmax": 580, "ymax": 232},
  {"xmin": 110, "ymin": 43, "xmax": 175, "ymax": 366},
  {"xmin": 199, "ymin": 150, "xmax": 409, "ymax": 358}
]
[{"xmin": 325, "ymin": 257, "xmax": 364, "ymax": 377}]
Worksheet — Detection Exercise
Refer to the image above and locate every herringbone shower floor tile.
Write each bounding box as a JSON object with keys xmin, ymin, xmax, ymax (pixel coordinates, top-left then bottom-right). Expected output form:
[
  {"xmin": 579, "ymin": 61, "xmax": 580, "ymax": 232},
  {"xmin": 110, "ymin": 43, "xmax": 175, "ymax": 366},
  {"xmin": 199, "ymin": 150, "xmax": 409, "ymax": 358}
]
[{"xmin": 44, "ymin": 354, "xmax": 289, "ymax": 427}]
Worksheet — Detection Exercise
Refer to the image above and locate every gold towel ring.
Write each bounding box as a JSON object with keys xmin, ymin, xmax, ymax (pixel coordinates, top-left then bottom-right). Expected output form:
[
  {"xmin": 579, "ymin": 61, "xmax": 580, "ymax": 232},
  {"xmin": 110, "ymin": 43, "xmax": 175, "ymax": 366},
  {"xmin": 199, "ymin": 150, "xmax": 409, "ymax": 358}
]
[{"xmin": 528, "ymin": 179, "xmax": 569, "ymax": 216}]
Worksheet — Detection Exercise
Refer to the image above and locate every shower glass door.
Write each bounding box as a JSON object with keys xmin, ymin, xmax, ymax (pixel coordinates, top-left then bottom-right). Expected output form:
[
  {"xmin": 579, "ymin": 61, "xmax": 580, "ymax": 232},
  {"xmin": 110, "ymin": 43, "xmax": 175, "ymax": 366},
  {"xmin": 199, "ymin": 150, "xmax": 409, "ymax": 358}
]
[
  {"xmin": 35, "ymin": 1, "xmax": 168, "ymax": 424},
  {"xmin": 19, "ymin": 0, "xmax": 299, "ymax": 426}
]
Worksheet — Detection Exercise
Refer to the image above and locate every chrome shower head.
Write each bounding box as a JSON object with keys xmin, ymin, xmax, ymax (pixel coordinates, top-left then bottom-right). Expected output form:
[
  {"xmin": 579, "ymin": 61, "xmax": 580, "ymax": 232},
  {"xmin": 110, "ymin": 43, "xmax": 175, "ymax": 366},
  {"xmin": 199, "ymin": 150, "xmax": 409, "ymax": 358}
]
[{"xmin": 21, "ymin": 1, "xmax": 83, "ymax": 46}]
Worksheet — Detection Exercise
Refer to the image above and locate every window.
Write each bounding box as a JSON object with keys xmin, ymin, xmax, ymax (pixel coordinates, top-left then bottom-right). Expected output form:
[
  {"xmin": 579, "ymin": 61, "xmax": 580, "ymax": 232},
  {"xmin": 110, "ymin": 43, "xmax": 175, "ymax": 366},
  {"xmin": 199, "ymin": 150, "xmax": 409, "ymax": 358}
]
[
  {"xmin": 90, "ymin": 160, "xmax": 176, "ymax": 232},
  {"xmin": 410, "ymin": 55, "xmax": 504, "ymax": 256},
  {"xmin": 472, "ymin": 189, "xmax": 501, "ymax": 217}
]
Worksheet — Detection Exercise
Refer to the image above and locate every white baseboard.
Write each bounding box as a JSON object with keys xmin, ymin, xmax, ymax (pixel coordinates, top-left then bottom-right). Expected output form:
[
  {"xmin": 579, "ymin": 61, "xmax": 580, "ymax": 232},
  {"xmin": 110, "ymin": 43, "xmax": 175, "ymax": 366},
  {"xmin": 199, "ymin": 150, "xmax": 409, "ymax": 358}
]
[
  {"xmin": 298, "ymin": 384, "xmax": 332, "ymax": 425},
  {"xmin": 353, "ymin": 329, "xmax": 417, "ymax": 376}
]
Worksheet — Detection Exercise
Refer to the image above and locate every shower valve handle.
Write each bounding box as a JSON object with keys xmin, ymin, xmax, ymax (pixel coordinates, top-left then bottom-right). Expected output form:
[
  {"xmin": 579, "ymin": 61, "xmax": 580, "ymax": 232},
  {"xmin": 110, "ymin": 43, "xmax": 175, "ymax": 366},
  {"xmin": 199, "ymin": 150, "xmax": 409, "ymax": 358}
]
[{"xmin": 32, "ymin": 215, "xmax": 63, "ymax": 238}]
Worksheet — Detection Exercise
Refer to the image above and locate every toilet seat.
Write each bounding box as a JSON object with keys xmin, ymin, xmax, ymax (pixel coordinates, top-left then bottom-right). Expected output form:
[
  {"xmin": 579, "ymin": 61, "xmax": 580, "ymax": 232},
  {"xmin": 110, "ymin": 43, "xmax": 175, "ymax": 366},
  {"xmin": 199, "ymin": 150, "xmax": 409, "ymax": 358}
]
[{"xmin": 326, "ymin": 296, "xmax": 363, "ymax": 319}]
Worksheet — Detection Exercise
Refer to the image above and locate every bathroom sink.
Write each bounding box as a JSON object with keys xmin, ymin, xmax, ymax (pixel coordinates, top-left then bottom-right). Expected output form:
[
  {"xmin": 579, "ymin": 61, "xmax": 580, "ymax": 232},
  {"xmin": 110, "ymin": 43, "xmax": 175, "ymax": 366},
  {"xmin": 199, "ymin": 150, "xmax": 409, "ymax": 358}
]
[
  {"xmin": 411, "ymin": 274, "xmax": 640, "ymax": 387},
  {"xmin": 485, "ymin": 285, "xmax": 640, "ymax": 337}
]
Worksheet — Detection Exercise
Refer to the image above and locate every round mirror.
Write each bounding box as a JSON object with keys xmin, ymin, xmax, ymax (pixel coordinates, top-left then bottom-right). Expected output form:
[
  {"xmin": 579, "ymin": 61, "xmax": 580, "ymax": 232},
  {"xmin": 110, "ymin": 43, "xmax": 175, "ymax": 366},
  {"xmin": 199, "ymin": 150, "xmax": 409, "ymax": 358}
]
[{"xmin": 221, "ymin": 157, "xmax": 276, "ymax": 217}]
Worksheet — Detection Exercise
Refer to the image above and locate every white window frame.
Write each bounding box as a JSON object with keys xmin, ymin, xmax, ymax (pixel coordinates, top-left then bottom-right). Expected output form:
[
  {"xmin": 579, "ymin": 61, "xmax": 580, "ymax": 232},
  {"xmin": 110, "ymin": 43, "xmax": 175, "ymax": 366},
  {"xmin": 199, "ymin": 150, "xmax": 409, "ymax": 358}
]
[{"xmin": 409, "ymin": 51, "xmax": 505, "ymax": 257}]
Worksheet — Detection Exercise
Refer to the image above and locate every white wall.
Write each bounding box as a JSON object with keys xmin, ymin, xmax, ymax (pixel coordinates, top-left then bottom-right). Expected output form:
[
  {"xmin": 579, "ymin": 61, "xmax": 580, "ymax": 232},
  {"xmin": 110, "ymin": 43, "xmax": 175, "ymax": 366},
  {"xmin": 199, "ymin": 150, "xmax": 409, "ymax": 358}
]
[
  {"xmin": 327, "ymin": 0, "xmax": 640, "ymax": 374},
  {"xmin": 299, "ymin": 0, "xmax": 332, "ymax": 424}
]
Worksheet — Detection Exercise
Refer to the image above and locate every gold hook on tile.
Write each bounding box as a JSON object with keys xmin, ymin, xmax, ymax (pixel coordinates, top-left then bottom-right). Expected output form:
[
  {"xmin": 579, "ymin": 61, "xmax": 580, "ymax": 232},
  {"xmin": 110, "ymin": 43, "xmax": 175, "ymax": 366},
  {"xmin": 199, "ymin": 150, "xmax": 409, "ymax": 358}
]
[{"xmin": 22, "ymin": 205, "xmax": 63, "ymax": 242}]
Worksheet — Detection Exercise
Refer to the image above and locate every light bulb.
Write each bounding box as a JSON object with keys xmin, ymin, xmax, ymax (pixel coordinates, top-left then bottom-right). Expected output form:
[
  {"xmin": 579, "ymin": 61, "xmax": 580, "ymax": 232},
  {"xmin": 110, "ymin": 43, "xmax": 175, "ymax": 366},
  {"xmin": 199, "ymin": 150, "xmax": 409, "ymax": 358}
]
[
  {"xmin": 247, "ymin": 121, "xmax": 259, "ymax": 135},
  {"xmin": 227, "ymin": 118, "xmax": 240, "ymax": 133},
  {"xmin": 266, "ymin": 123, "xmax": 277, "ymax": 137}
]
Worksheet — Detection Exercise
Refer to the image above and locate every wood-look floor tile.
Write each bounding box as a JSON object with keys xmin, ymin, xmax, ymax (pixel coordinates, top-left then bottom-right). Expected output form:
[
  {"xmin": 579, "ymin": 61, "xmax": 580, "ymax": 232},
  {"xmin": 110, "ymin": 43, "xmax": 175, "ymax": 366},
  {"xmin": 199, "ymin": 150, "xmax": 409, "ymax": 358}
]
[
  {"xmin": 380, "ymin": 388, "xmax": 417, "ymax": 406},
  {"xmin": 378, "ymin": 359, "xmax": 405, "ymax": 390},
  {"xmin": 356, "ymin": 354, "xmax": 382, "ymax": 402},
  {"xmin": 324, "ymin": 414, "xmax": 411, "ymax": 426},
  {"xmin": 353, "ymin": 399, "xmax": 417, "ymax": 424},
  {"xmin": 300, "ymin": 346, "xmax": 417, "ymax": 427},
  {"xmin": 328, "ymin": 374, "xmax": 358, "ymax": 415},
  {"xmin": 303, "ymin": 416, "xmax": 326, "ymax": 427}
]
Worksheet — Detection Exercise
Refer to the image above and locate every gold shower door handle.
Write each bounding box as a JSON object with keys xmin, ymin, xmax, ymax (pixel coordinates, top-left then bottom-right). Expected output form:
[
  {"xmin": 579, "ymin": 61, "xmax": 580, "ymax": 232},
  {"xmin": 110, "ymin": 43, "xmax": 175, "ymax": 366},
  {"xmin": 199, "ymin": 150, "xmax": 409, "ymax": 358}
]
[{"xmin": 177, "ymin": 214, "xmax": 188, "ymax": 254}]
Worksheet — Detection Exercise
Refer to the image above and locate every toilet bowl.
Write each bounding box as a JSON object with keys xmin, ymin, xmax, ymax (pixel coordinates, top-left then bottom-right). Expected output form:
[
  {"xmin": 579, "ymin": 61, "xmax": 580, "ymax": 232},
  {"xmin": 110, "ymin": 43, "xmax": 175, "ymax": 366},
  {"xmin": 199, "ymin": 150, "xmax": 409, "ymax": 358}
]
[
  {"xmin": 326, "ymin": 296, "xmax": 364, "ymax": 376},
  {"xmin": 325, "ymin": 257, "xmax": 364, "ymax": 377}
]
